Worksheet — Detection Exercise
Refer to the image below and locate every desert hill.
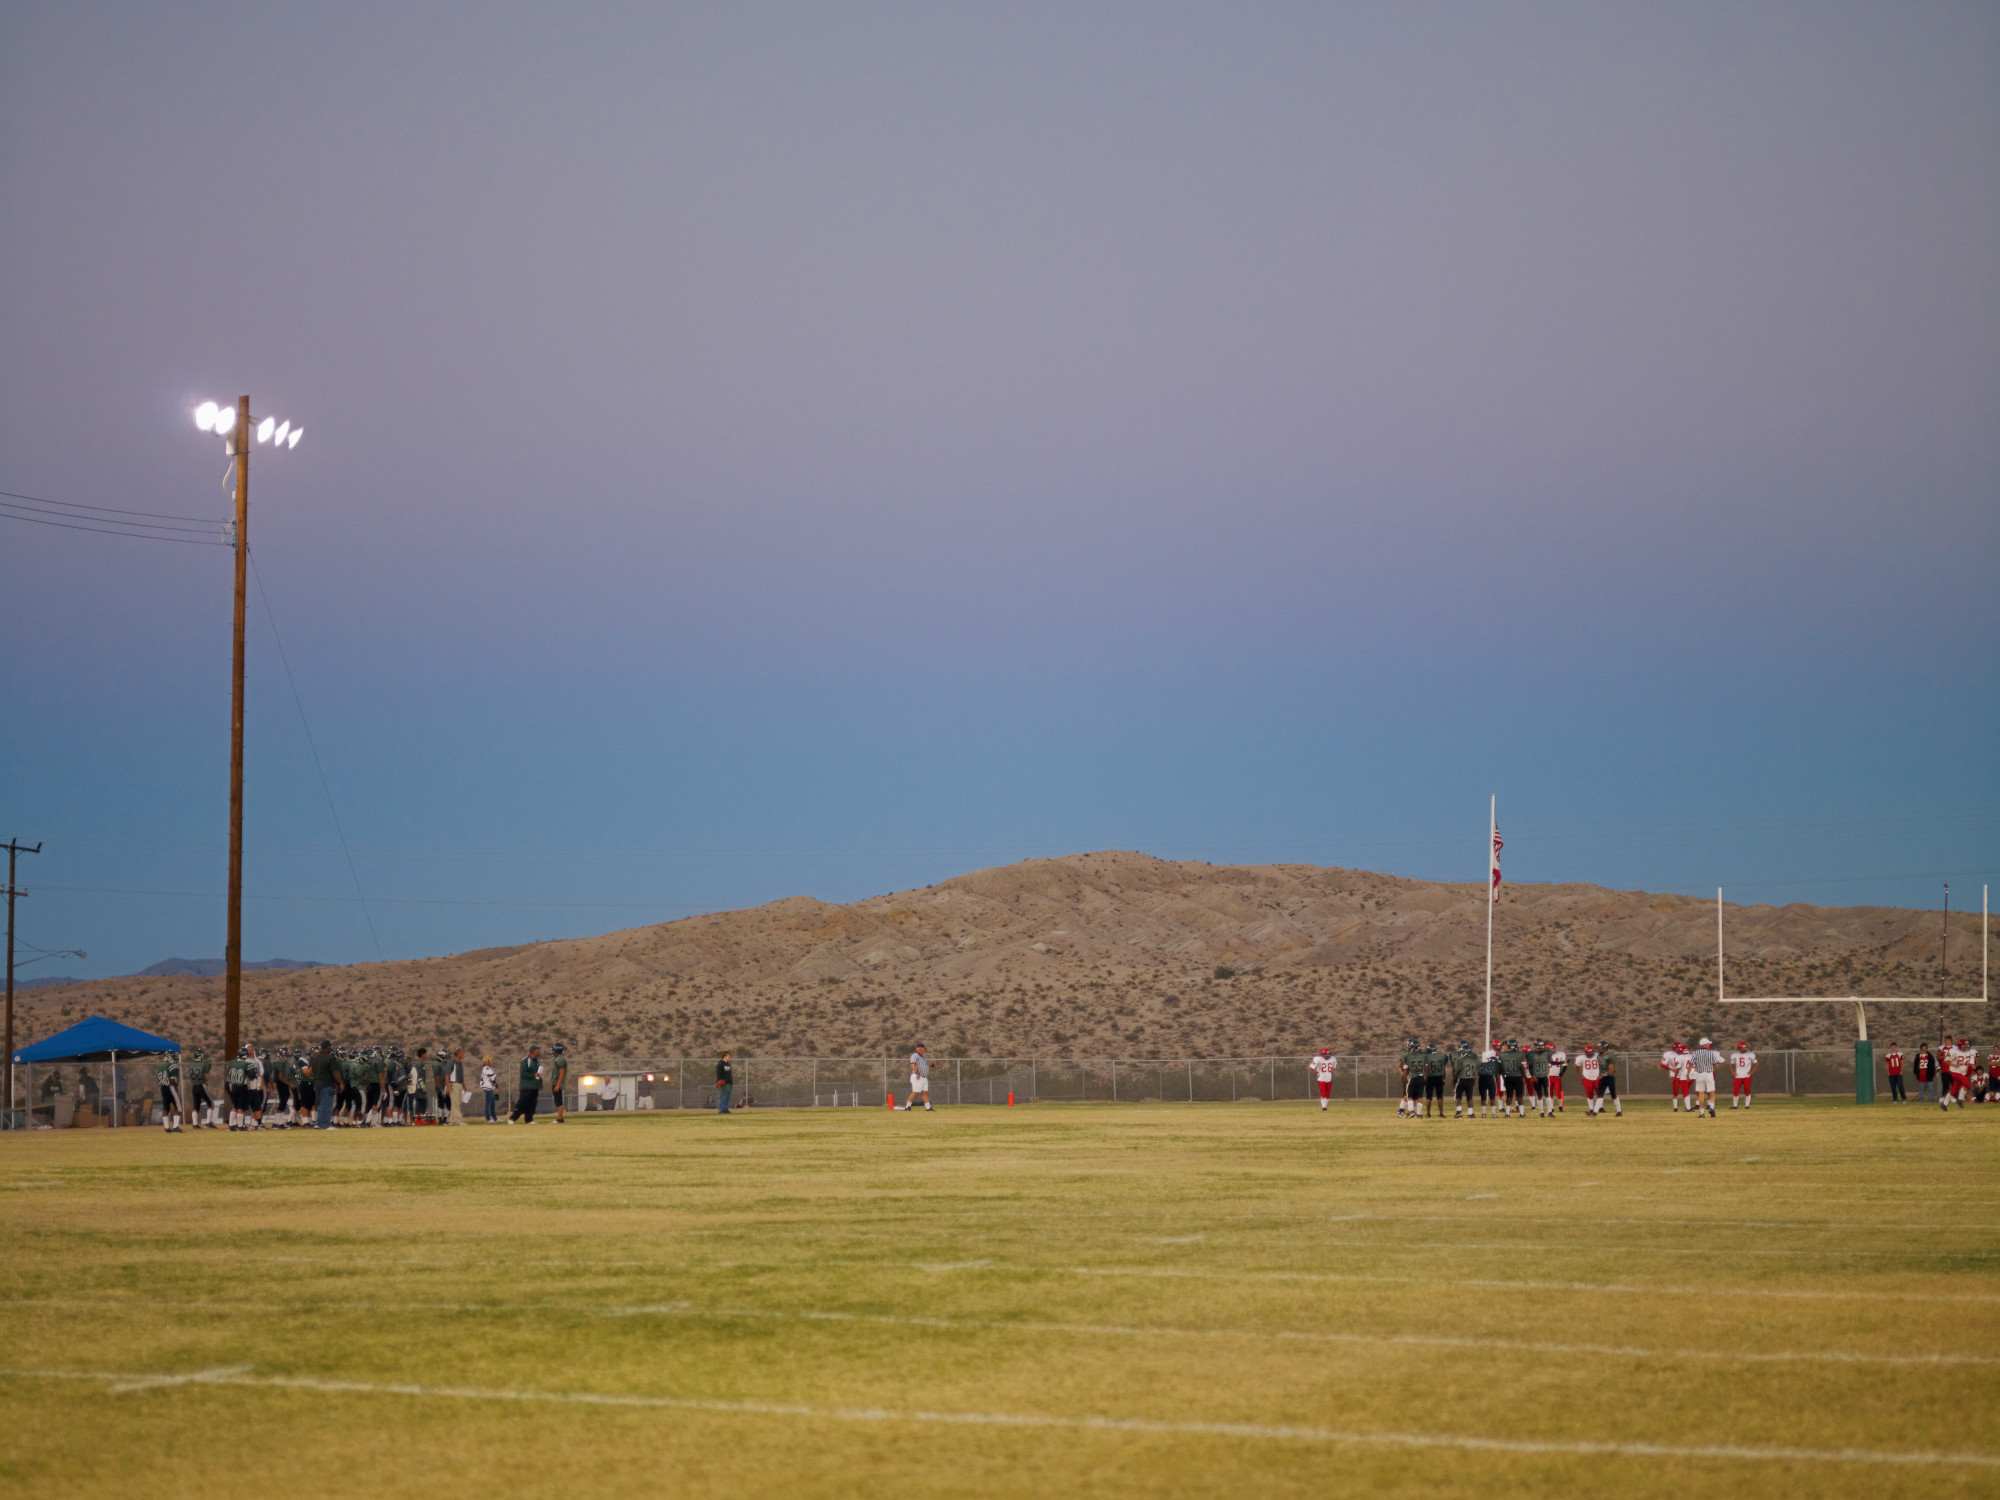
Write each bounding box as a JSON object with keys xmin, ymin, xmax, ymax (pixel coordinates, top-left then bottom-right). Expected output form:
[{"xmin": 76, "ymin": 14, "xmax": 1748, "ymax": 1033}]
[{"xmin": 13, "ymin": 851, "xmax": 1988, "ymax": 1059}]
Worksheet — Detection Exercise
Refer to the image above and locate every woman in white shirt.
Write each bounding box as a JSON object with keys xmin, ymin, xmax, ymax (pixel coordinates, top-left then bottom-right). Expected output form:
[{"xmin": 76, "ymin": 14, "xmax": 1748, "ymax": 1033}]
[{"xmin": 479, "ymin": 1056, "xmax": 499, "ymax": 1122}]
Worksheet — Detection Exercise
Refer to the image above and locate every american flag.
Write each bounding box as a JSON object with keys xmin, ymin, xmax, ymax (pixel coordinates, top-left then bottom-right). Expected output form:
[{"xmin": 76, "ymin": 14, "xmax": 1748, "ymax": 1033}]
[{"xmin": 1490, "ymin": 826, "xmax": 1503, "ymax": 904}]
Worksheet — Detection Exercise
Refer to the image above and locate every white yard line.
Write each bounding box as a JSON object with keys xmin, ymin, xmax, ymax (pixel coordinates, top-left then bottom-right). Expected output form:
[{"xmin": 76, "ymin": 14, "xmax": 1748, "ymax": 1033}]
[
  {"xmin": 0, "ymin": 1366, "xmax": 1992, "ymax": 1469},
  {"xmin": 600, "ymin": 1303, "xmax": 1999, "ymax": 1368},
  {"xmin": 7, "ymin": 1296, "xmax": 1987, "ymax": 1368},
  {"xmin": 1030, "ymin": 1264, "xmax": 2000, "ymax": 1304}
]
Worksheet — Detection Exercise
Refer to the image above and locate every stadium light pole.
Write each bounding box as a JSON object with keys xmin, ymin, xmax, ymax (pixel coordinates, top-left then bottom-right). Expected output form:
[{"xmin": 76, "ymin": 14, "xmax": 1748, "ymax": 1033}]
[{"xmin": 192, "ymin": 396, "xmax": 303, "ymax": 1058}]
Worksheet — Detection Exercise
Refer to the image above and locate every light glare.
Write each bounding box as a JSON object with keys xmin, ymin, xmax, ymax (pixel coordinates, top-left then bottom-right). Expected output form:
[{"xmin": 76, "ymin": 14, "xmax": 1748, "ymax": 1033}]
[
  {"xmin": 273, "ymin": 421, "xmax": 290, "ymax": 446},
  {"xmin": 287, "ymin": 427, "xmax": 302, "ymax": 449},
  {"xmin": 194, "ymin": 401, "xmax": 218, "ymax": 431},
  {"xmin": 256, "ymin": 416, "xmax": 276, "ymax": 443},
  {"xmin": 213, "ymin": 406, "xmax": 237, "ymax": 436}
]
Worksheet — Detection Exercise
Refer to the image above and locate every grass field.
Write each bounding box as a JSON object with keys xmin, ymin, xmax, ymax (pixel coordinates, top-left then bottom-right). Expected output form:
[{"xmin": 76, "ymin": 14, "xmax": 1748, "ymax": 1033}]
[{"xmin": 3, "ymin": 1097, "xmax": 1996, "ymax": 1497}]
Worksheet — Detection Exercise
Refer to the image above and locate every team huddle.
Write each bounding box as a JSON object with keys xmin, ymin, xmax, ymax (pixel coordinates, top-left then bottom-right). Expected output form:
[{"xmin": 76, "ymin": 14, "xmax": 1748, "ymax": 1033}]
[
  {"xmin": 1388, "ymin": 1038, "xmax": 1626, "ymax": 1119},
  {"xmin": 152, "ymin": 1042, "xmax": 469, "ymax": 1133},
  {"xmin": 1302, "ymin": 1037, "xmax": 1764, "ymax": 1119}
]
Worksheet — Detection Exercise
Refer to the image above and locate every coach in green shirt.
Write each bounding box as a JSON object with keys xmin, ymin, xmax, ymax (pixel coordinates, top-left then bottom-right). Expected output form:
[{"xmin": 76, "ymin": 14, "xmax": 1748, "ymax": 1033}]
[{"xmin": 509, "ymin": 1047, "xmax": 544, "ymax": 1124}]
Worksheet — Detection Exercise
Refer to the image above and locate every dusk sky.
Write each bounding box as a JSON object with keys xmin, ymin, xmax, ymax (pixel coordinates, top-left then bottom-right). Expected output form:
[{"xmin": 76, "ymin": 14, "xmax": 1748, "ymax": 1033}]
[{"xmin": 3, "ymin": 2, "xmax": 1996, "ymax": 979}]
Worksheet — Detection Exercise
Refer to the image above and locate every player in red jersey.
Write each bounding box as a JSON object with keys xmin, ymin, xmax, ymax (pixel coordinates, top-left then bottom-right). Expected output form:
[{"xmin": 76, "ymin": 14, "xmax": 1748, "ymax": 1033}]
[
  {"xmin": 1310, "ymin": 1048, "xmax": 1340, "ymax": 1111},
  {"xmin": 1576, "ymin": 1044, "xmax": 1603, "ymax": 1115},
  {"xmin": 1661, "ymin": 1042, "xmax": 1693, "ymax": 1111},
  {"xmin": 1945, "ymin": 1038, "xmax": 1973, "ymax": 1109},
  {"xmin": 1547, "ymin": 1043, "xmax": 1568, "ymax": 1112},
  {"xmin": 1728, "ymin": 1041, "xmax": 1757, "ymax": 1108}
]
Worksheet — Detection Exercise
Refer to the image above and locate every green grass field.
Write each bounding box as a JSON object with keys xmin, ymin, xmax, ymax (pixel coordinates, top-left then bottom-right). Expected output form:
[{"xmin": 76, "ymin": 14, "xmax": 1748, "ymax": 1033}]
[{"xmin": 3, "ymin": 1097, "xmax": 1996, "ymax": 1497}]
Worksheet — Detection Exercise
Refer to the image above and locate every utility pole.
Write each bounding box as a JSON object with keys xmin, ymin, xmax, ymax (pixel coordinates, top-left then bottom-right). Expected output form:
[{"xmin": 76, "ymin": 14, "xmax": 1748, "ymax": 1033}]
[
  {"xmin": 226, "ymin": 393, "xmax": 250, "ymax": 1060},
  {"xmin": 5, "ymin": 839, "xmax": 43, "ymax": 1126}
]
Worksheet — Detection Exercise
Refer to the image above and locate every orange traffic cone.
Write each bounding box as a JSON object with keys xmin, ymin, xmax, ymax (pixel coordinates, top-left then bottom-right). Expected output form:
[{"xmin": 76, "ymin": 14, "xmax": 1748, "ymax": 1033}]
[
  {"xmin": 1007, "ymin": 1091, "xmax": 1015, "ymax": 1107},
  {"xmin": 885, "ymin": 1092, "xmax": 895, "ymax": 1110}
]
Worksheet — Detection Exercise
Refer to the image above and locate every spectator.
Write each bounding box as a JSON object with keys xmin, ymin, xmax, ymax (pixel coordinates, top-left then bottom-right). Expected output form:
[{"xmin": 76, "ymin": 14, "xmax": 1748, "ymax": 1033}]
[
  {"xmin": 598, "ymin": 1075, "xmax": 620, "ymax": 1111},
  {"xmin": 715, "ymin": 1051, "xmax": 734, "ymax": 1114},
  {"xmin": 309, "ymin": 1039, "xmax": 341, "ymax": 1130},
  {"xmin": 479, "ymin": 1056, "xmax": 498, "ymax": 1122},
  {"xmin": 448, "ymin": 1047, "xmax": 468, "ymax": 1125},
  {"xmin": 1913, "ymin": 1044, "xmax": 1937, "ymax": 1104}
]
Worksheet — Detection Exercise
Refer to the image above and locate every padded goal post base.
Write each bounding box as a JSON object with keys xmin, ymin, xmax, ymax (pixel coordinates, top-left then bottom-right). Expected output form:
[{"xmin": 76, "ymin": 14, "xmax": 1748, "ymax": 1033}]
[{"xmin": 1854, "ymin": 1038, "xmax": 1873, "ymax": 1105}]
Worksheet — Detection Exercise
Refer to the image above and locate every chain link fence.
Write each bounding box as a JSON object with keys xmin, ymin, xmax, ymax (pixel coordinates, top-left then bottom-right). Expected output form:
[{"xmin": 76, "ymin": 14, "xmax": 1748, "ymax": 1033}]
[
  {"xmin": 467, "ymin": 1049, "xmax": 1940, "ymax": 1116},
  {"xmin": 7, "ymin": 1048, "xmax": 1974, "ymax": 1127}
]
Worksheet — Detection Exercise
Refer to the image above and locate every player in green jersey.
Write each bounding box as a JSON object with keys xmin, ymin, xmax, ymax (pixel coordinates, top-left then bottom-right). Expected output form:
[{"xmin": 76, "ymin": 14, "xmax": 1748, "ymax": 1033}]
[
  {"xmin": 154, "ymin": 1055, "xmax": 183, "ymax": 1133},
  {"xmin": 1476, "ymin": 1047, "xmax": 1499, "ymax": 1116},
  {"xmin": 1496, "ymin": 1039, "xmax": 1527, "ymax": 1116},
  {"xmin": 547, "ymin": 1043, "xmax": 570, "ymax": 1123},
  {"xmin": 1526, "ymin": 1040, "xmax": 1553, "ymax": 1118},
  {"xmin": 224, "ymin": 1049, "xmax": 248, "ymax": 1131},
  {"xmin": 1396, "ymin": 1038, "xmax": 1422, "ymax": 1118},
  {"xmin": 1450, "ymin": 1041, "xmax": 1479, "ymax": 1119},
  {"xmin": 1422, "ymin": 1042, "xmax": 1449, "ymax": 1118}
]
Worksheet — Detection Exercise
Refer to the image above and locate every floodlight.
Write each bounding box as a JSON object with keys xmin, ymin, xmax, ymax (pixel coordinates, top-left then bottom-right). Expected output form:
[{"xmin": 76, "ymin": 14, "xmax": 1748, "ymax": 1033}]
[
  {"xmin": 274, "ymin": 421, "xmax": 290, "ymax": 446},
  {"xmin": 195, "ymin": 401, "xmax": 219, "ymax": 431},
  {"xmin": 256, "ymin": 416, "xmax": 276, "ymax": 443},
  {"xmin": 213, "ymin": 406, "xmax": 237, "ymax": 436},
  {"xmin": 287, "ymin": 427, "xmax": 302, "ymax": 449}
]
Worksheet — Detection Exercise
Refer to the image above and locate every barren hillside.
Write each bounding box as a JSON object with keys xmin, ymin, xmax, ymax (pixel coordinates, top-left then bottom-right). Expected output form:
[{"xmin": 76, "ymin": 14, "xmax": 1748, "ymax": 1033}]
[{"xmin": 14, "ymin": 852, "xmax": 1989, "ymax": 1059}]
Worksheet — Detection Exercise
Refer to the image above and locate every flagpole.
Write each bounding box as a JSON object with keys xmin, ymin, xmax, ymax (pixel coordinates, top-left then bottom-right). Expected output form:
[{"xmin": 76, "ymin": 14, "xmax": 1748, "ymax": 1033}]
[{"xmin": 1484, "ymin": 794, "xmax": 1496, "ymax": 1054}]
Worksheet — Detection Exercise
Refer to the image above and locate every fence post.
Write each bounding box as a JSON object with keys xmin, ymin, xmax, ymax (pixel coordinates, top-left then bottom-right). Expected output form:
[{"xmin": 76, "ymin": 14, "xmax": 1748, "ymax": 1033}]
[
  {"xmin": 1186, "ymin": 1059, "xmax": 1193, "ymax": 1103},
  {"xmin": 957, "ymin": 1057, "xmax": 963, "ymax": 1107},
  {"xmin": 1031, "ymin": 1057, "xmax": 1036, "ymax": 1102},
  {"xmin": 1112, "ymin": 1060, "xmax": 1119, "ymax": 1102},
  {"xmin": 1269, "ymin": 1057, "xmax": 1275, "ymax": 1100}
]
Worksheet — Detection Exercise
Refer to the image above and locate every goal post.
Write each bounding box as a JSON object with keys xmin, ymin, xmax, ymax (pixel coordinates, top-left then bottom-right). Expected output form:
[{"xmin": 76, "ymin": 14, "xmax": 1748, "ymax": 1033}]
[{"xmin": 1716, "ymin": 885, "xmax": 1988, "ymax": 1104}]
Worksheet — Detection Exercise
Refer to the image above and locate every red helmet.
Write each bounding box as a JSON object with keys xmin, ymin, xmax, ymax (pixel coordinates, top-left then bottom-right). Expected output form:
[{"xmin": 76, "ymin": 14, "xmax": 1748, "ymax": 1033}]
[{"xmin": 1320, "ymin": 1047, "xmax": 1331, "ymax": 1057}]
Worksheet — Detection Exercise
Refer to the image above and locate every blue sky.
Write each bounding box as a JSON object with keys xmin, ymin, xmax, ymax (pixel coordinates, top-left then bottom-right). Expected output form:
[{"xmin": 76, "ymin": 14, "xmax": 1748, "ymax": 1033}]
[{"xmin": 3, "ymin": 2, "xmax": 1996, "ymax": 978}]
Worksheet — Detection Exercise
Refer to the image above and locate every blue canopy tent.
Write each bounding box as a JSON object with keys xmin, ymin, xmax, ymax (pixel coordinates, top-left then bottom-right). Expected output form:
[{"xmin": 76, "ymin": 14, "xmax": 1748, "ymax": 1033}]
[{"xmin": 11, "ymin": 1016, "xmax": 179, "ymax": 1130}]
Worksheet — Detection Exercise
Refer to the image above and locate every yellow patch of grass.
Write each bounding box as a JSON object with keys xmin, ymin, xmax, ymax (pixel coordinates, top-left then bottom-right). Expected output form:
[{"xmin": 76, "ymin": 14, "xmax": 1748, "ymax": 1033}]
[{"xmin": 1, "ymin": 1099, "xmax": 1996, "ymax": 1497}]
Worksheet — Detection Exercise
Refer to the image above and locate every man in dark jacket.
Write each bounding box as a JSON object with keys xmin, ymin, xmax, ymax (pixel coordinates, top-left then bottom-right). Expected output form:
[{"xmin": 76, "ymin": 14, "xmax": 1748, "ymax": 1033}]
[
  {"xmin": 309, "ymin": 1040, "xmax": 341, "ymax": 1131},
  {"xmin": 716, "ymin": 1052, "xmax": 734, "ymax": 1114},
  {"xmin": 509, "ymin": 1046, "xmax": 543, "ymax": 1124}
]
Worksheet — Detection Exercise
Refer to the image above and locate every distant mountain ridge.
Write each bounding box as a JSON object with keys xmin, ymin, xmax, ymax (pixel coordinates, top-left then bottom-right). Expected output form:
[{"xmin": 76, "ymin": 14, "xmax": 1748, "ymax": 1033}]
[
  {"xmin": 134, "ymin": 958, "xmax": 329, "ymax": 978},
  {"xmin": 8, "ymin": 853, "xmax": 1987, "ymax": 1056}
]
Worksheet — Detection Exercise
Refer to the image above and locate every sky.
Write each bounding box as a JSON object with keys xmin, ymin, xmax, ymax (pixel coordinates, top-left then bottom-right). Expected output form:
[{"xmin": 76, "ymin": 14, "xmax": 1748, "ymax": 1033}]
[{"xmin": 2, "ymin": 1, "xmax": 1996, "ymax": 980}]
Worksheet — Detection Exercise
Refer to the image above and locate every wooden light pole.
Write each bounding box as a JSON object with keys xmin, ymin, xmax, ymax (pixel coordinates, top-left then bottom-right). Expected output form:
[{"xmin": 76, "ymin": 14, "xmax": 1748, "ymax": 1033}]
[{"xmin": 225, "ymin": 394, "xmax": 250, "ymax": 1060}]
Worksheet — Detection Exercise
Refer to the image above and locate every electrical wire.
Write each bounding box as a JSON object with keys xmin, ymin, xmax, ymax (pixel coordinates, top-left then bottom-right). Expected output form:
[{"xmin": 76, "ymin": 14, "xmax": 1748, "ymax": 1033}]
[
  {"xmin": 36, "ymin": 885, "xmax": 712, "ymax": 911},
  {"xmin": 0, "ymin": 488, "xmax": 215, "ymax": 524},
  {"xmin": 248, "ymin": 548, "xmax": 386, "ymax": 962},
  {"xmin": 0, "ymin": 505, "xmax": 229, "ymax": 546},
  {"xmin": 0, "ymin": 495, "xmax": 220, "ymax": 534}
]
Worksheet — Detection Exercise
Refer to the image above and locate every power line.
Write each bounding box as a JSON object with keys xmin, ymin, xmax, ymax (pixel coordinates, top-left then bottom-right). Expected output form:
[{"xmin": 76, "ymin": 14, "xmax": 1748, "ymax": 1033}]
[
  {"xmin": 34, "ymin": 885, "xmax": 713, "ymax": 910},
  {"xmin": 0, "ymin": 504, "xmax": 229, "ymax": 546},
  {"xmin": 0, "ymin": 494, "xmax": 220, "ymax": 534},
  {"xmin": 0, "ymin": 488, "xmax": 217, "ymax": 523}
]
